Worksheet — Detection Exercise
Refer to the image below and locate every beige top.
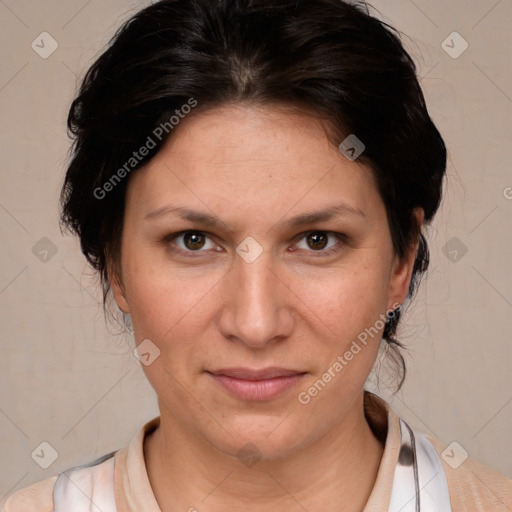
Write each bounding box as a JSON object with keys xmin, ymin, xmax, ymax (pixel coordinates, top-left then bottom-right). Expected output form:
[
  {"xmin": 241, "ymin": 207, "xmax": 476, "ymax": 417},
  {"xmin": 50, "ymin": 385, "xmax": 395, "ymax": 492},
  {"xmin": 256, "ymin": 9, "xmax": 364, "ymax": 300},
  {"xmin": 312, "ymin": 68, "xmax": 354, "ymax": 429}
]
[{"xmin": 2, "ymin": 393, "xmax": 511, "ymax": 511}]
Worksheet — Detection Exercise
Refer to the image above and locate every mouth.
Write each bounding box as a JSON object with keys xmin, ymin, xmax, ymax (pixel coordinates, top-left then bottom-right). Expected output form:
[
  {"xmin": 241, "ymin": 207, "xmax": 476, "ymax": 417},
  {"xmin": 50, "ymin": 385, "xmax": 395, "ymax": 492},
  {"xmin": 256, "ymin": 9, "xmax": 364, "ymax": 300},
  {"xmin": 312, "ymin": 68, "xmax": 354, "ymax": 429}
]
[{"xmin": 206, "ymin": 367, "xmax": 307, "ymax": 401}]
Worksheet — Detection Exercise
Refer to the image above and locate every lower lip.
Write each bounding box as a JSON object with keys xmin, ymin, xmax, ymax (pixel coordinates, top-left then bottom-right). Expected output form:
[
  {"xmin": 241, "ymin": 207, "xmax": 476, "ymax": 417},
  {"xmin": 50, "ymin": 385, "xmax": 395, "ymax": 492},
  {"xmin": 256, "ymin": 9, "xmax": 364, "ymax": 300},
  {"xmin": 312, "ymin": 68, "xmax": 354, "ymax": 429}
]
[{"xmin": 208, "ymin": 373, "xmax": 306, "ymax": 401}]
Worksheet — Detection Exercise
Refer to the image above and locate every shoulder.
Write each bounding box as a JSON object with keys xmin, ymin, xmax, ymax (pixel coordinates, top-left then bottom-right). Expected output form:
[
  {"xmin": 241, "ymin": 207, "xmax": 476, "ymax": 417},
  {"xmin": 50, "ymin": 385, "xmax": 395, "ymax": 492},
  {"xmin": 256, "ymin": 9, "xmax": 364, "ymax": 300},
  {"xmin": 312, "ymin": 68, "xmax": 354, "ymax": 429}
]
[
  {"xmin": 0, "ymin": 418, "xmax": 158, "ymax": 512},
  {"xmin": 427, "ymin": 435, "xmax": 512, "ymax": 511},
  {"xmin": 0, "ymin": 476, "xmax": 57, "ymax": 512},
  {"xmin": 366, "ymin": 392, "xmax": 512, "ymax": 511},
  {"xmin": 0, "ymin": 450, "xmax": 117, "ymax": 512}
]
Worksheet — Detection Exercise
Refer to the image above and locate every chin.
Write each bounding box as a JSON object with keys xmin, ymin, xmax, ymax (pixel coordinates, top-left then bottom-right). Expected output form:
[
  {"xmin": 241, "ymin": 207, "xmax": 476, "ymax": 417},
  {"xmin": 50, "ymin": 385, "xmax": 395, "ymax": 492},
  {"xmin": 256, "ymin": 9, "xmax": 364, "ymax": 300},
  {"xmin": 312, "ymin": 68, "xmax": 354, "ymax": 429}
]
[{"xmin": 208, "ymin": 415, "xmax": 311, "ymax": 463}]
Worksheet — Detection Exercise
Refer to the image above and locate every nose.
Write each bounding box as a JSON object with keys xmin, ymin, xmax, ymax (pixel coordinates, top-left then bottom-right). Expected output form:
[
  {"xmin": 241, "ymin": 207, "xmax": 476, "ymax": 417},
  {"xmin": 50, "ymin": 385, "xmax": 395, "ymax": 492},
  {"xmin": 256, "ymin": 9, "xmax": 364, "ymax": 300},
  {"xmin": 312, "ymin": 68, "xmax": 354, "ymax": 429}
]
[{"xmin": 218, "ymin": 247, "xmax": 295, "ymax": 349}]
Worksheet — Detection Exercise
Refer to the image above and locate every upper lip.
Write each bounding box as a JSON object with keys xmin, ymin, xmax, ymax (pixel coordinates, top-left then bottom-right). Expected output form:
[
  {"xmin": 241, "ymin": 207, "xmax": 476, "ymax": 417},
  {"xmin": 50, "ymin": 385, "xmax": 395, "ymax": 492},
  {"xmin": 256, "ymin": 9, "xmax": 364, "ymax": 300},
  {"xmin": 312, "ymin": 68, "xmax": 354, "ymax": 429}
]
[{"xmin": 208, "ymin": 367, "xmax": 306, "ymax": 380}]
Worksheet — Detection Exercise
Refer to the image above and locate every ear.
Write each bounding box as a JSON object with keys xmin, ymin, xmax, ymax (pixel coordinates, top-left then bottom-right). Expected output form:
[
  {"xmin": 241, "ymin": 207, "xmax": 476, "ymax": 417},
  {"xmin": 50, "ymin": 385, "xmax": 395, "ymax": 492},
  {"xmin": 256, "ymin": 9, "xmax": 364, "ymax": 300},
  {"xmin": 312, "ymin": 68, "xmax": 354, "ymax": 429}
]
[
  {"xmin": 108, "ymin": 262, "xmax": 130, "ymax": 314},
  {"xmin": 387, "ymin": 208, "xmax": 424, "ymax": 310}
]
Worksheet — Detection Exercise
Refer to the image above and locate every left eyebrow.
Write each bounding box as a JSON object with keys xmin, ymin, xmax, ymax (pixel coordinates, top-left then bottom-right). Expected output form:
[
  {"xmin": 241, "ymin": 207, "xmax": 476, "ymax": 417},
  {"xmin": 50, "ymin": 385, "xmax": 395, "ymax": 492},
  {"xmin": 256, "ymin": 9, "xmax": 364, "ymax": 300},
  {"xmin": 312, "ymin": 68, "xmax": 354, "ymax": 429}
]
[{"xmin": 278, "ymin": 203, "xmax": 366, "ymax": 230}]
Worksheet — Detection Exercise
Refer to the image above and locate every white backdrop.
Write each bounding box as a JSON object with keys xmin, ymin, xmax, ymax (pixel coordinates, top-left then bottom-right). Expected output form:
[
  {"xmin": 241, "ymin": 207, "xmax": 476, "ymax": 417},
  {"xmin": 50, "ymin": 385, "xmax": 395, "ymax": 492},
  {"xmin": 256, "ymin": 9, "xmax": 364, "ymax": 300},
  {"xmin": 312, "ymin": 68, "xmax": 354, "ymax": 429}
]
[{"xmin": 0, "ymin": 0, "xmax": 511, "ymax": 498}]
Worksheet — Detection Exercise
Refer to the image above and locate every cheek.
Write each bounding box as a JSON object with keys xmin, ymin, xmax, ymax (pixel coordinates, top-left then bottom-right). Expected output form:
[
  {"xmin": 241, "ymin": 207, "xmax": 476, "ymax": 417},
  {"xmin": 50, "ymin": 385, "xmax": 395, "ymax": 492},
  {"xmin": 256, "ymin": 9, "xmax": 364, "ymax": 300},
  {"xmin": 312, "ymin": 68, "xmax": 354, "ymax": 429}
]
[
  {"xmin": 123, "ymin": 266, "xmax": 220, "ymax": 395},
  {"xmin": 120, "ymin": 238, "xmax": 223, "ymax": 338},
  {"xmin": 292, "ymin": 267, "xmax": 389, "ymax": 412},
  {"xmin": 292, "ymin": 261, "xmax": 391, "ymax": 339}
]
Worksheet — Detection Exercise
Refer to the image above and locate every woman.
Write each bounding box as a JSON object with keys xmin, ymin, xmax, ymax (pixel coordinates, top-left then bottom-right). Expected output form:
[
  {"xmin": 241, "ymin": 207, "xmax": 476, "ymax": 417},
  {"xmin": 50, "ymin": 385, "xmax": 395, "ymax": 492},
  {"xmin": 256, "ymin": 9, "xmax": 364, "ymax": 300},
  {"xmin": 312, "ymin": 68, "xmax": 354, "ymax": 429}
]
[{"xmin": 1, "ymin": 0, "xmax": 510, "ymax": 510}]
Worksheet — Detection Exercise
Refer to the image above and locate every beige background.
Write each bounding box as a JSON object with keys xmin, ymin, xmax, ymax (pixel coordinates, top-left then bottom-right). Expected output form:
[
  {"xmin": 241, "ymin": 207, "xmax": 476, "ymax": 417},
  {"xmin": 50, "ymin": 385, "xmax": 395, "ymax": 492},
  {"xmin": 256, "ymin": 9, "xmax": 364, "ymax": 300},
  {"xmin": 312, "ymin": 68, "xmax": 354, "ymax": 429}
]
[{"xmin": 0, "ymin": 0, "xmax": 511, "ymax": 498}]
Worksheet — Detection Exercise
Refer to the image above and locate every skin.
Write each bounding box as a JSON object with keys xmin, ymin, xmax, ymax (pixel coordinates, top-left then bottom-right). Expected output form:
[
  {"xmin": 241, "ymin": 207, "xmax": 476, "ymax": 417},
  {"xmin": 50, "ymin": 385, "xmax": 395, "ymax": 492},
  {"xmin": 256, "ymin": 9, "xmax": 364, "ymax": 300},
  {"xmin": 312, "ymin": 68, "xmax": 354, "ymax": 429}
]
[{"xmin": 111, "ymin": 103, "xmax": 423, "ymax": 512}]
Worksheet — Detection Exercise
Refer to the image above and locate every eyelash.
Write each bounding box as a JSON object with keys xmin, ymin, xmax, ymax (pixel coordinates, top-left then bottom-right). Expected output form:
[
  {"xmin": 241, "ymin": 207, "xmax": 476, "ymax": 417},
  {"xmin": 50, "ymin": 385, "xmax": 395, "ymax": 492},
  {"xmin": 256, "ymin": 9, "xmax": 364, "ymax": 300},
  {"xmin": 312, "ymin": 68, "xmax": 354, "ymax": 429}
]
[{"xmin": 162, "ymin": 230, "xmax": 347, "ymax": 258}]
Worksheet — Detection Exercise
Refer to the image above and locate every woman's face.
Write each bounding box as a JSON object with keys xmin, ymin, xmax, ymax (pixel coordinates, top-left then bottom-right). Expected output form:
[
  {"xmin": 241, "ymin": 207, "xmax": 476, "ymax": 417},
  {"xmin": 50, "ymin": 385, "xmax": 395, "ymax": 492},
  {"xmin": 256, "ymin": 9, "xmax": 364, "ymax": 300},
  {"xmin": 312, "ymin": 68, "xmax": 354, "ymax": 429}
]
[{"xmin": 112, "ymin": 103, "xmax": 417, "ymax": 459}]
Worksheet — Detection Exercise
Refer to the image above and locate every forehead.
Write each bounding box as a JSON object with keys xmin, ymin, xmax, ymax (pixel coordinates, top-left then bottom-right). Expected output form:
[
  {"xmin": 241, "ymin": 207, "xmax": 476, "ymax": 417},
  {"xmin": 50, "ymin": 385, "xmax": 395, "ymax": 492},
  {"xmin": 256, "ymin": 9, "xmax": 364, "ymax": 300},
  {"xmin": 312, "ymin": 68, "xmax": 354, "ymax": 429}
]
[{"xmin": 125, "ymin": 103, "xmax": 380, "ymax": 224}]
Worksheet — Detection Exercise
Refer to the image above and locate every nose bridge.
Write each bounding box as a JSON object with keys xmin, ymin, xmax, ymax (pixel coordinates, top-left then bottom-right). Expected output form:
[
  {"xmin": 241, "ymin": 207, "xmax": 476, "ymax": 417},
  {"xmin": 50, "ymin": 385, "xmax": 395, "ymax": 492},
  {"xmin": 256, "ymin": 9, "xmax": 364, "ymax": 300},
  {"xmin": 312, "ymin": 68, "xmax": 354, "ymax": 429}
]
[
  {"xmin": 220, "ymin": 245, "xmax": 292, "ymax": 347},
  {"xmin": 239, "ymin": 251, "xmax": 276, "ymax": 308}
]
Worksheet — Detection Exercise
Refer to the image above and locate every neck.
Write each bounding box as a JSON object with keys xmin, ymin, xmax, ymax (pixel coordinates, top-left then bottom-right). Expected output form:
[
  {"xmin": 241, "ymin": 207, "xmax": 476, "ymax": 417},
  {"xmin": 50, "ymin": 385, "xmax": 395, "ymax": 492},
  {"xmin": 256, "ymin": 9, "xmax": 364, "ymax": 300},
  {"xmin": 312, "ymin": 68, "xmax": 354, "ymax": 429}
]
[{"xmin": 144, "ymin": 391, "xmax": 385, "ymax": 512}]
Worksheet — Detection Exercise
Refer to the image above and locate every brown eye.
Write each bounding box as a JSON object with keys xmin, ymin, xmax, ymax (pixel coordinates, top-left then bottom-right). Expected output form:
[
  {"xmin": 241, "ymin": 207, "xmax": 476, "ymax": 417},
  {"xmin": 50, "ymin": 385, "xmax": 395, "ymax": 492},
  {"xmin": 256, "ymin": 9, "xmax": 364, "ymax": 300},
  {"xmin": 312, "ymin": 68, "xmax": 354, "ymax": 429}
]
[
  {"xmin": 183, "ymin": 232, "xmax": 206, "ymax": 250},
  {"xmin": 306, "ymin": 232, "xmax": 328, "ymax": 250},
  {"xmin": 294, "ymin": 231, "xmax": 346, "ymax": 257},
  {"xmin": 164, "ymin": 231, "xmax": 217, "ymax": 255}
]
